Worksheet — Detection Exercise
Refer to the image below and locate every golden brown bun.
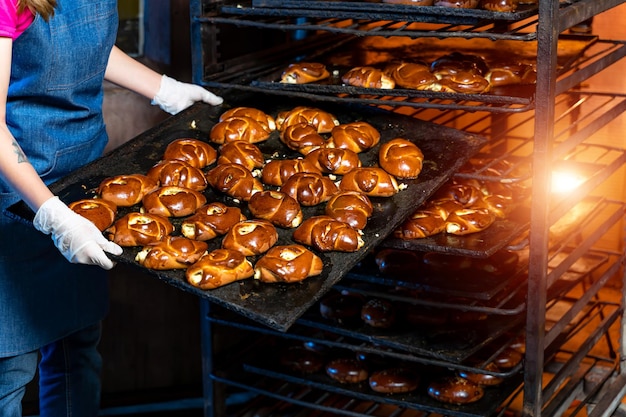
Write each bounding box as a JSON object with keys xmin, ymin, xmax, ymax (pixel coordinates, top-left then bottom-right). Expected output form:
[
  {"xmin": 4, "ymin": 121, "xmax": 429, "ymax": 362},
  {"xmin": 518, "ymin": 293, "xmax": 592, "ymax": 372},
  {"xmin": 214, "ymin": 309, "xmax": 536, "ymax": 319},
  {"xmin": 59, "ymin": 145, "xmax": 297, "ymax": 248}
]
[
  {"xmin": 261, "ymin": 158, "xmax": 322, "ymax": 187},
  {"xmin": 378, "ymin": 138, "xmax": 424, "ymax": 179},
  {"xmin": 186, "ymin": 248, "xmax": 254, "ymax": 290},
  {"xmin": 433, "ymin": 183, "xmax": 484, "ymax": 207},
  {"xmin": 280, "ymin": 172, "xmax": 339, "ymax": 206},
  {"xmin": 217, "ymin": 140, "xmax": 265, "ymax": 171},
  {"xmin": 339, "ymin": 167, "xmax": 399, "ymax": 197},
  {"xmin": 430, "ymin": 52, "xmax": 489, "ymax": 76},
  {"xmin": 206, "ymin": 163, "xmax": 264, "ymax": 201},
  {"xmin": 328, "ymin": 122, "xmax": 380, "ymax": 153},
  {"xmin": 436, "ymin": 70, "xmax": 490, "ymax": 93},
  {"xmin": 427, "ymin": 376, "xmax": 484, "ymax": 404},
  {"xmin": 279, "ymin": 123, "xmax": 326, "ymax": 155},
  {"xmin": 480, "ymin": 0, "xmax": 518, "ymax": 11},
  {"xmin": 394, "ymin": 210, "xmax": 446, "ymax": 239},
  {"xmin": 492, "ymin": 348, "xmax": 523, "ymax": 370},
  {"xmin": 304, "ymin": 147, "xmax": 361, "ymax": 175},
  {"xmin": 254, "ymin": 244, "xmax": 323, "ymax": 283},
  {"xmin": 280, "ymin": 62, "xmax": 330, "ymax": 84},
  {"xmin": 324, "ymin": 191, "xmax": 373, "ymax": 230},
  {"xmin": 420, "ymin": 199, "xmax": 464, "ymax": 220},
  {"xmin": 135, "ymin": 236, "xmax": 208, "ymax": 270},
  {"xmin": 293, "ymin": 215, "xmax": 364, "ymax": 252},
  {"xmin": 369, "ymin": 368, "xmax": 420, "ymax": 394},
  {"xmin": 98, "ymin": 174, "xmax": 159, "ymax": 207},
  {"xmin": 68, "ymin": 198, "xmax": 117, "ymax": 232},
  {"xmin": 325, "ymin": 358, "xmax": 369, "ymax": 384},
  {"xmin": 276, "ymin": 106, "xmax": 340, "ymax": 133},
  {"xmin": 248, "ymin": 190, "xmax": 303, "ymax": 228},
  {"xmin": 458, "ymin": 362, "xmax": 504, "ymax": 386},
  {"xmin": 219, "ymin": 107, "xmax": 276, "ymax": 132},
  {"xmin": 106, "ymin": 212, "xmax": 174, "ymax": 247},
  {"xmin": 383, "ymin": 0, "xmax": 433, "ymax": 4},
  {"xmin": 141, "ymin": 186, "xmax": 207, "ymax": 218},
  {"xmin": 181, "ymin": 202, "xmax": 246, "ymax": 241},
  {"xmin": 146, "ymin": 159, "xmax": 208, "ymax": 191},
  {"xmin": 361, "ymin": 298, "xmax": 396, "ymax": 328},
  {"xmin": 384, "ymin": 62, "xmax": 439, "ymax": 90},
  {"xmin": 162, "ymin": 138, "xmax": 217, "ymax": 168},
  {"xmin": 280, "ymin": 346, "xmax": 324, "ymax": 374},
  {"xmin": 209, "ymin": 115, "xmax": 271, "ymax": 145},
  {"xmin": 433, "ymin": 0, "xmax": 479, "ymax": 7},
  {"xmin": 221, "ymin": 219, "xmax": 278, "ymax": 256},
  {"xmin": 445, "ymin": 208, "xmax": 496, "ymax": 235},
  {"xmin": 341, "ymin": 66, "xmax": 395, "ymax": 89}
]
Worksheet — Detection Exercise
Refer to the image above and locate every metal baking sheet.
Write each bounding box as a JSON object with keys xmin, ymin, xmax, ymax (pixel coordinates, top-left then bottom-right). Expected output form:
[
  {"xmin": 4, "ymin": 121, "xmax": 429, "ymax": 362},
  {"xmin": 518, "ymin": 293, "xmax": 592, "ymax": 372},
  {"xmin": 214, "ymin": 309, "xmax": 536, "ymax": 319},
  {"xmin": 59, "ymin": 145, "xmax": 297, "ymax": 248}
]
[{"xmin": 9, "ymin": 94, "xmax": 486, "ymax": 332}]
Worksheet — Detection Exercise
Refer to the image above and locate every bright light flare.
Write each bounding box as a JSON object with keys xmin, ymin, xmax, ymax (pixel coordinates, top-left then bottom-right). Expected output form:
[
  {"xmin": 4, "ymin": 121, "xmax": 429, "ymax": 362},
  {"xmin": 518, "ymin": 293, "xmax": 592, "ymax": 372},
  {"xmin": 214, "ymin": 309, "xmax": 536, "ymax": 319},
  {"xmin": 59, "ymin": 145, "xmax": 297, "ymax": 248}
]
[{"xmin": 551, "ymin": 170, "xmax": 585, "ymax": 194}]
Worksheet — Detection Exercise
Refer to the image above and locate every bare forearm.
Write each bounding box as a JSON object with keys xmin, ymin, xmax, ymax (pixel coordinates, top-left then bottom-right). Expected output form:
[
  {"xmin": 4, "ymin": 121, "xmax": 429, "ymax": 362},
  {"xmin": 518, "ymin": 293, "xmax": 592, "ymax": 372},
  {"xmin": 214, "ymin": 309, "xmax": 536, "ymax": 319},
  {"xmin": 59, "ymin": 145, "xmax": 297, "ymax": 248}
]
[{"xmin": 104, "ymin": 45, "xmax": 163, "ymax": 100}]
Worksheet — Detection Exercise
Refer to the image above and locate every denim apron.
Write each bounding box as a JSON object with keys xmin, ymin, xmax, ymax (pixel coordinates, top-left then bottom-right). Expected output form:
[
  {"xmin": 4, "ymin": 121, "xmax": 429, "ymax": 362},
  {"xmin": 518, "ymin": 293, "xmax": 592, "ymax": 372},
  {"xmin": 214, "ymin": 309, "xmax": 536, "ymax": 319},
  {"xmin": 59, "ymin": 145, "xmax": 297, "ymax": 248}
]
[{"xmin": 0, "ymin": 0, "xmax": 118, "ymax": 357}]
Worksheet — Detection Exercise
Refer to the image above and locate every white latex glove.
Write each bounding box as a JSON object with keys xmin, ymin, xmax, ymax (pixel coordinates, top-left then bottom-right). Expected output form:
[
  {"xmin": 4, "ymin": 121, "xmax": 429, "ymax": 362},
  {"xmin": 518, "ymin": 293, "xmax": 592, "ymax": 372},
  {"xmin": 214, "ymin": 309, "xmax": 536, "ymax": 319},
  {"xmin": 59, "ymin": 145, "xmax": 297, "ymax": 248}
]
[
  {"xmin": 151, "ymin": 74, "xmax": 223, "ymax": 115},
  {"xmin": 33, "ymin": 196, "xmax": 123, "ymax": 270}
]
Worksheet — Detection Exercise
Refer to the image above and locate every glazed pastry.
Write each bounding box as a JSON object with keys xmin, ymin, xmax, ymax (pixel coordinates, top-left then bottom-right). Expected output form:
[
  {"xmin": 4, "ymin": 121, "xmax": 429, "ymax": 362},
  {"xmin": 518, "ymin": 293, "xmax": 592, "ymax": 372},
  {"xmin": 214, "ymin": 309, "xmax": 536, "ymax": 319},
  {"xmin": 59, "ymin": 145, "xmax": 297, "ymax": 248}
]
[
  {"xmin": 341, "ymin": 66, "xmax": 395, "ymax": 89},
  {"xmin": 304, "ymin": 147, "xmax": 361, "ymax": 175},
  {"xmin": 480, "ymin": 0, "xmax": 518, "ymax": 11},
  {"xmin": 378, "ymin": 138, "xmax": 424, "ymax": 179},
  {"xmin": 135, "ymin": 236, "xmax": 208, "ymax": 270},
  {"xmin": 445, "ymin": 208, "xmax": 496, "ymax": 235},
  {"xmin": 430, "ymin": 52, "xmax": 489, "ymax": 77},
  {"xmin": 383, "ymin": 0, "xmax": 433, "ymax": 4},
  {"xmin": 276, "ymin": 106, "xmax": 340, "ymax": 134},
  {"xmin": 324, "ymin": 191, "xmax": 373, "ymax": 230},
  {"xmin": 68, "ymin": 198, "xmax": 117, "ymax": 231},
  {"xmin": 327, "ymin": 121, "xmax": 380, "ymax": 153},
  {"xmin": 217, "ymin": 140, "xmax": 265, "ymax": 171},
  {"xmin": 162, "ymin": 138, "xmax": 217, "ymax": 168},
  {"xmin": 209, "ymin": 115, "xmax": 271, "ymax": 144},
  {"xmin": 433, "ymin": 183, "xmax": 484, "ymax": 207},
  {"xmin": 394, "ymin": 210, "xmax": 446, "ymax": 239},
  {"xmin": 280, "ymin": 62, "xmax": 330, "ymax": 84},
  {"xmin": 369, "ymin": 368, "xmax": 420, "ymax": 394},
  {"xmin": 142, "ymin": 186, "xmax": 207, "ymax": 217},
  {"xmin": 458, "ymin": 362, "xmax": 504, "ymax": 386},
  {"xmin": 293, "ymin": 215, "xmax": 364, "ymax": 252},
  {"xmin": 106, "ymin": 212, "xmax": 174, "ymax": 247},
  {"xmin": 436, "ymin": 70, "xmax": 490, "ymax": 94},
  {"xmin": 248, "ymin": 190, "xmax": 304, "ymax": 228},
  {"xmin": 146, "ymin": 159, "xmax": 208, "ymax": 191},
  {"xmin": 427, "ymin": 376, "xmax": 484, "ymax": 404},
  {"xmin": 420, "ymin": 199, "xmax": 464, "ymax": 220},
  {"xmin": 219, "ymin": 106, "xmax": 276, "ymax": 132},
  {"xmin": 206, "ymin": 163, "xmax": 264, "ymax": 201},
  {"xmin": 361, "ymin": 298, "xmax": 396, "ymax": 328},
  {"xmin": 280, "ymin": 172, "xmax": 339, "ymax": 206},
  {"xmin": 280, "ymin": 346, "xmax": 325, "ymax": 374},
  {"xmin": 384, "ymin": 62, "xmax": 440, "ymax": 90},
  {"xmin": 97, "ymin": 174, "xmax": 159, "ymax": 207},
  {"xmin": 325, "ymin": 358, "xmax": 369, "ymax": 384},
  {"xmin": 254, "ymin": 244, "xmax": 324, "ymax": 283},
  {"xmin": 221, "ymin": 219, "xmax": 278, "ymax": 256},
  {"xmin": 433, "ymin": 0, "xmax": 479, "ymax": 8},
  {"xmin": 492, "ymin": 348, "xmax": 524, "ymax": 370},
  {"xmin": 339, "ymin": 167, "xmax": 400, "ymax": 197},
  {"xmin": 186, "ymin": 248, "xmax": 254, "ymax": 290},
  {"xmin": 261, "ymin": 158, "xmax": 322, "ymax": 187},
  {"xmin": 180, "ymin": 202, "xmax": 246, "ymax": 241},
  {"xmin": 279, "ymin": 122, "xmax": 326, "ymax": 155}
]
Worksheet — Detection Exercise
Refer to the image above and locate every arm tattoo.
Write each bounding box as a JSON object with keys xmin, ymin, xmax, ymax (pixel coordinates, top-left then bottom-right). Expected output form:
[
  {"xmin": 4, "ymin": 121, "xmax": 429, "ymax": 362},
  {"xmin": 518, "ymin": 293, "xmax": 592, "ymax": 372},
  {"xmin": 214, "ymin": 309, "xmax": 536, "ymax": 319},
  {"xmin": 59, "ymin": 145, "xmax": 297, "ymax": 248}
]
[{"xmin": 11, "ymin": 139, "xmax": 28, "ymax": 163}]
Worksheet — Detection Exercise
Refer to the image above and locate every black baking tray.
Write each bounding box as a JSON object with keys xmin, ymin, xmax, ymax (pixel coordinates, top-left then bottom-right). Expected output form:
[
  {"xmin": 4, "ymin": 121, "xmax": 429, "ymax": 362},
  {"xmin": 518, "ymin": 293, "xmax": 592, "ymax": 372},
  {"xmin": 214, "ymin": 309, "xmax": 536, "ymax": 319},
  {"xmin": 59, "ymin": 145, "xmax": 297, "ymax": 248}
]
[{"xmin": 8, "ymin": 93, "xmax": 486, "ymax": 332}]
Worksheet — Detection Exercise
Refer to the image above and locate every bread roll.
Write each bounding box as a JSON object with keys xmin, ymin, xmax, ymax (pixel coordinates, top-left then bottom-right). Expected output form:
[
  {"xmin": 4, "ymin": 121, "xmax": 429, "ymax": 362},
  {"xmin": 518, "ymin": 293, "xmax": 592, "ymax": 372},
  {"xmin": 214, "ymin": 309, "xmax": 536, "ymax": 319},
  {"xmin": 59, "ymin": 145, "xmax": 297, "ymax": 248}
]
[
  {"xmin": 458, "ymin": 362, "xmax": 504, "ymax": 386},
  {"xmin": 394, "ymin": 210, "xmax": 446, "ymax": 239},
  {"xmin": 219, "ymin": 106, "xmax": 276, "ymax": 132},
  {"xmin": 142, "ymin": 186, "xmax": 207, "ymax": 217},
  {"xmin": 324, "ymin": 191, "xmax": 373, "ymax": 230},
  {"xmin": 427, "ymin": 376, "xmax": 484, "ymax": 404},
  {"xmin": 279, "ymin": 122, "xmax": 326, "ymax": 155},
  {"xmin": 147, "ymin": 159, "xmax": 208, "ymax": 191},
  {"xmin": 369, "ymin": 368, "xmax": 420, "ymax": 394},
  {"xmin": 384, "ymin": 62, "xmax": 440, "ymax": 90},
  {"xmin": 280, "ymin": 62, "xmax": 330, "ymax": 84},
  {"xmin": 319, "ymin": 292, "xmax": 364, "ymax": 324},
  {"xmin": 98, "ymin": 174, "xmax": 159, "ymax": 207},
  {"xmin": 280, "ymin": 172, "xmax": 339, "ymax": 206},
  {"xmin": 68, "ymin": 198, "xmax": 117, "ymax": 231},
  {"xmin": 361, "ymin": 298, "xmax": 396, "ymax": 328},
  {"xmin": 221, "ymin": 219, "xmax": 278, "ymax": 256},
  {"xmin": 217, "ymin": 140, "xmax": 265, "ymax": 171},
  {"xmin": 254, "ymin": 244, "xmax": 323, "ymax": 283},
  {"xmin": 181, "ymin": 202, "xmax": 246, "ymax": 241},
  {"xmin": 339, "ymin": 167, "xmax": 399, "ymax": 197},
  {"xmin": 206, "ymin": 163, "xmax": 264, "ymax": 201},
  {"xmin": 480, "ymin": 0, "xmax": 518, "ymax": 11},
  {"xmin": 261, "ymin": 158, "xmax": 322, "ymax": 187},
  {"xmin": 186, "ymin": 248, "xmax": 254, "ymax": 290},
  {"xmin": 280, "ymin": 346, "xmax": 324, "ymax": 374},
  {"xmin": 304, "ymin": 147, "xmax": 361, "ymax": 175},
  {"xmin": 135, "ymin": 236, "xmax": 208, "ymax": 270},
  {"xmin": 341, "ymin": 66, "xmax": 395, "ymax": 89},
  {"xmin": 445, "ymin": 208, "xmax": 496, "ymax": 235},
  {"xmin": 209, "ymin": 115, "xmax": 271, "ymax": 144},
  {"xmin": 383, "ymin": 0, "xmax": 433, "ymax": 4},
  {"xmin": 327, "ymin": 122, "xmax": 380, "ymax": 153},
  {"xmin": 430, "ymin": 52, "xmax": 489, "ymax": 76},
  {"xmin": 106, "ymin": 212, "xmax": 174, "ymax": 247},
  {"xmin": 433, "ymin": 183, "xmax": 484, "ymax": 207},
  {"xmin": 248, "ymin": 190, "xmax": 303, "ymax": 228},
  {"xmin": 163, "ymin": 138, "xmax": 217, "ymax": 168},
  {"xmin": 436, "ymin": 70, "xmax": 490, "ymax": 94},
  {"xmin": 378, "ymin": 138, "xmax": 424, "ymax": 179},
  {"xmin": 276, "ymin": 106, "xmax": 340, "ymax": 133},
  {"xmin": 325, "ymin": 358, "xmax": 369, "ymax": 384},
  {"xmin": 293, "ymin": 215, "xmax": 364, "ymax": 252}
]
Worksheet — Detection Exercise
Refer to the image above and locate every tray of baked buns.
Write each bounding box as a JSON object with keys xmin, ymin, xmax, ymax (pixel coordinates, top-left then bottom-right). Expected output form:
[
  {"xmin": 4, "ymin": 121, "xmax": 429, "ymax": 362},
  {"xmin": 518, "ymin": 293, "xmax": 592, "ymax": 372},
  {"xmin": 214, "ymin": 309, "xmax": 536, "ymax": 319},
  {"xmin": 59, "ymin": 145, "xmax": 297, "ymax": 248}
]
[{"xmin": 9, "ymin": 94, "xmax": 487, "ymax": 332}]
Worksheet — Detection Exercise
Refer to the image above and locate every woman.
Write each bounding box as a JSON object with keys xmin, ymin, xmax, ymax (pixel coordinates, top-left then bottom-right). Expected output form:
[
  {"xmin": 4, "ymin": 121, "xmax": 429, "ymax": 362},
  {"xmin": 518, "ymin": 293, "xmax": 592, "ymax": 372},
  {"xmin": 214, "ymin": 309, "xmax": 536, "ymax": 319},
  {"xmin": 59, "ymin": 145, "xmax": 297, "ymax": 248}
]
[{"xmin": 0, "ymin": 0, "xmax": 223, "ymax": 415}]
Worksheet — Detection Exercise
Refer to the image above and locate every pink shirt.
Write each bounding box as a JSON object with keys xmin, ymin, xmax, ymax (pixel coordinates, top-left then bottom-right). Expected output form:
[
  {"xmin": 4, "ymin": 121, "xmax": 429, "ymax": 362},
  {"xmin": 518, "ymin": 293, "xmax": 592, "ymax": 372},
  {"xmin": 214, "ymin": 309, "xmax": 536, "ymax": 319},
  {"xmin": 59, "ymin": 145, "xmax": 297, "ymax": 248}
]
[{"xmin": 0, "ymin": 0, "xmax": 34, "ymax": 40}]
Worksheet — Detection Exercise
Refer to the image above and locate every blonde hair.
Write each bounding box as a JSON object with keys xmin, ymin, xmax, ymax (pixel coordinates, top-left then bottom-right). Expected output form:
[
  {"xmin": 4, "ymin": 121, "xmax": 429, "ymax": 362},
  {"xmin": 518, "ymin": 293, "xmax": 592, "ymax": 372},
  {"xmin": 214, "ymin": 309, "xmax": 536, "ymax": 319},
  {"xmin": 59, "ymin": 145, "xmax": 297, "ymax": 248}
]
[{"xmin": 18, "ymin": 0, "xmax": 57, "ymax": 21}]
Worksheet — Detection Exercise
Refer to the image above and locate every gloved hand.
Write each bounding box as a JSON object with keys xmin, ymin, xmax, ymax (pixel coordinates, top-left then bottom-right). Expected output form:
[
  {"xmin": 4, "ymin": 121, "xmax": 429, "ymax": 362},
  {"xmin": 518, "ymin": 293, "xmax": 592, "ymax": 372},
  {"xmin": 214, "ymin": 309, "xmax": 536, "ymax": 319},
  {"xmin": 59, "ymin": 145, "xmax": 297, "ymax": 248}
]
[
  {"xmin": 33, "ymin": 196, "xmax": 123, "ymax": 270},
  {"xmin": 151, "ymin": 74, "xmax": 223, "ymax": 115}
]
